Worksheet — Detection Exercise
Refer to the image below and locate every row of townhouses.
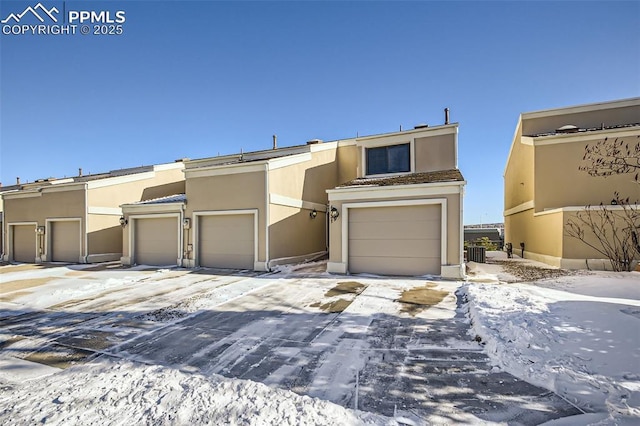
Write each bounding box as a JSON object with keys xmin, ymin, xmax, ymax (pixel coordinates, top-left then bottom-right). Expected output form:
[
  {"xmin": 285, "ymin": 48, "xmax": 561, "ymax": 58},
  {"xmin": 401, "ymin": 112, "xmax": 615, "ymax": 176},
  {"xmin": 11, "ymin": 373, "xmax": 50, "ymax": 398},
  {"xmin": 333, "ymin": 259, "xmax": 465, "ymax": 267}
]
[{"xmin": 1, "ymin": 97, "xmax": 639, "ymax": 276}]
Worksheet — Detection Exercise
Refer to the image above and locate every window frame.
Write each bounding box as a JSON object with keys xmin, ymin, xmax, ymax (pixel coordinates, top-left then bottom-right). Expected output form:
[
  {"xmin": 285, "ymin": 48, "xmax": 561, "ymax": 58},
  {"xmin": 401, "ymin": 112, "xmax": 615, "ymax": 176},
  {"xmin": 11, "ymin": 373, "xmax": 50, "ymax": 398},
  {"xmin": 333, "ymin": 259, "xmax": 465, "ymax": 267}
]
[{"xmin": 359, "ymin": 137, "xmax": 415, "ymax": 178}]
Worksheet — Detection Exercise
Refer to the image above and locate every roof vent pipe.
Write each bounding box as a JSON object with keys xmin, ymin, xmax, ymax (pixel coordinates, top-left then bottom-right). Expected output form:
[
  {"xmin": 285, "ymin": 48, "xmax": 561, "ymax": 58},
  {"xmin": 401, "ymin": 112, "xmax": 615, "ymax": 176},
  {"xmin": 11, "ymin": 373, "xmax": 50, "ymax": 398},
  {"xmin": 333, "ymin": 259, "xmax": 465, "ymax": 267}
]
[
  {"xmin": 273, "ymin": 134, "xmax": 277, "ymax": 150},
  {"xmin": 16, "ymin": 177, "xmax": 20, "ymax": 185},
  {"xmin": 78, "ymin": 168, "xmax": 83, "ymax": 177},
  {"xmin": 444, "ymin": 108, "xmax": 450, "ymax": 125}
]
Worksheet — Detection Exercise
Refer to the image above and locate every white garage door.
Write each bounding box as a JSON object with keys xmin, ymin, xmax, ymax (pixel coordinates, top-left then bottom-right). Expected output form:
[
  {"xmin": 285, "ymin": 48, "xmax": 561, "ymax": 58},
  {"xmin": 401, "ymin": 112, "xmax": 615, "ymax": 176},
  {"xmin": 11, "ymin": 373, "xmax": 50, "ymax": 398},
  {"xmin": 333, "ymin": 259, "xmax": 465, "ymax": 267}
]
[
  {"xmin": 134, "ymin": 217, "xmax": 179, "ymax": 266},
  {"xmin": 13, "ymin": 225, "xmax": 36, "ymax": 263},
  {"xmin": 51, "ymin": 221, "xmax": 81, "ymax": 263},
  {"xmin": 199, "ymin": 214, "xmax": 254, "ymax": 270},
  {"xmin": 348, "ymin": 204, "xmax": 441, "ymax": 276}
]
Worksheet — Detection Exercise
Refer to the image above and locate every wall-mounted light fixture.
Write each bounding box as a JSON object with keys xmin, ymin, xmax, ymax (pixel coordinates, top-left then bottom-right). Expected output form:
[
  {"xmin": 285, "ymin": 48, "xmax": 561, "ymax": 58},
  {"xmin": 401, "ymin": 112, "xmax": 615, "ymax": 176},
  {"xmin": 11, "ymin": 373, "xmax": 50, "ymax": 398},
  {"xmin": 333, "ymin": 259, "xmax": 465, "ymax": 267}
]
[
  {"xmin": 183, "ymin": 218, "xmax": 191, "ymax": 229},
  {"xmin": 330, "ymin": 206, "xmax": 340, "ymax": 222},
  {"xmin": 36, "ymin": 226, "xmax": 46, "ymax": 235},
  {"xmin": 309, "ymin": 209, "xmax": 317, "ymax": 219},
  {"xmin": 119, "ymin": 216, "xmax": 128, "ymax": 227}
]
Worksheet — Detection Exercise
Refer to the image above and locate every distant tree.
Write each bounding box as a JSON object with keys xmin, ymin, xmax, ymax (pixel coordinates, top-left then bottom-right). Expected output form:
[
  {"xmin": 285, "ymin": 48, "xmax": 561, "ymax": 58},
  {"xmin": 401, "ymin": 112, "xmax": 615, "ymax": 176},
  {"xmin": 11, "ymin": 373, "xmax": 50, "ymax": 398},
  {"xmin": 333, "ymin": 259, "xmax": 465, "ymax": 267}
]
[
  {"xmin": 565, "ymin": 135, "xmax": 640, "ymax": 271},
  {"xmin": 464, "ymin": 236, "xmax": 498, "ymax": 251}
]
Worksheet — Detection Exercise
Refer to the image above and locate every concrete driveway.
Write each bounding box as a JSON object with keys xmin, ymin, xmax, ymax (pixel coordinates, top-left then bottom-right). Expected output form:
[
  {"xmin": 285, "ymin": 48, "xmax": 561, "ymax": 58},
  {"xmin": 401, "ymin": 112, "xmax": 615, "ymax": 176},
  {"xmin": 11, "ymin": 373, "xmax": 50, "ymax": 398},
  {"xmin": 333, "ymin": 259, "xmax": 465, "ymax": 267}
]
[{"xmin": 0, "ymin": 262, "xmax": 579, "ymax": 424}]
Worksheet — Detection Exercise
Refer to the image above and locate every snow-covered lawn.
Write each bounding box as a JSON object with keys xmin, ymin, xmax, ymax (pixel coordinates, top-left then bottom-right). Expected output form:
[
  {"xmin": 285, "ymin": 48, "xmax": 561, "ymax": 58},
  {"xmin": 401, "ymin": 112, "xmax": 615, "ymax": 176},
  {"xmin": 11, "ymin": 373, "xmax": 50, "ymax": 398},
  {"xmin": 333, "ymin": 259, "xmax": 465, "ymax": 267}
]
[{"xmin": 464, "ymin": 254, "xmax": 640, "ymax": 425}]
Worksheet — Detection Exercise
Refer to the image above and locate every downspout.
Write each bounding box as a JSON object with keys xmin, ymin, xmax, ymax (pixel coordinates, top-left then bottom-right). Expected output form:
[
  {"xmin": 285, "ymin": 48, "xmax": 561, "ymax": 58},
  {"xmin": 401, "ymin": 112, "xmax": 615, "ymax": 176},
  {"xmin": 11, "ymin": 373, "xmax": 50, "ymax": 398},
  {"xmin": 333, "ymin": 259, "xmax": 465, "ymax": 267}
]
[
  {"xmin": 459, "ymin": 183, "xmax": 466, "ymax": 278},
  {"xmin": 83, "ymin": 183, "xmax": 89, "ymax": 263},
  {"xmin": 180, "ymin": 202, "xmax": 187, "ymax": 267},
  {"xmin": 264, "ymin": 163, "xmax": 270, "ymax": 271}
]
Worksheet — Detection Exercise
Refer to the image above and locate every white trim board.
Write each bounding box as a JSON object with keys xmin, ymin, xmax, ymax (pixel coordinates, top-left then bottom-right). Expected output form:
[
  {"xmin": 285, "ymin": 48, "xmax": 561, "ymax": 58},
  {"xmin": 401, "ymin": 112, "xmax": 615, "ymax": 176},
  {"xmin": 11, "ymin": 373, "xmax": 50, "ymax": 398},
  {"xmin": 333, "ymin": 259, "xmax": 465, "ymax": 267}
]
[
  {"xmin": 504, "ymin": 200, "xmax": 535, "ymax": 217},
  {"xmin": 88, "ymin": 206, "xmax": 123, "ymax": 216},
  {"xmin": 327, "ymin": 181, "xmax": 464, "ymax": 201},
  {"xmin": 270, "ymin": 193, "xmax": 327, "ymax": 212}
]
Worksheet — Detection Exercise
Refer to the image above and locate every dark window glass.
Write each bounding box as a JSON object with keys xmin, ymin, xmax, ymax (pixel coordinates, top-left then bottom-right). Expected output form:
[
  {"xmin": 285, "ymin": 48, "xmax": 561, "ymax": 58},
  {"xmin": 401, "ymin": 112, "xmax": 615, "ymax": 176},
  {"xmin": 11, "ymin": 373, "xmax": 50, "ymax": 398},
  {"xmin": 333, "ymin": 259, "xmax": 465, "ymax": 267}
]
[{"xmin": 366, "ymin": 144, "xmax": 410, "ymax": 175}]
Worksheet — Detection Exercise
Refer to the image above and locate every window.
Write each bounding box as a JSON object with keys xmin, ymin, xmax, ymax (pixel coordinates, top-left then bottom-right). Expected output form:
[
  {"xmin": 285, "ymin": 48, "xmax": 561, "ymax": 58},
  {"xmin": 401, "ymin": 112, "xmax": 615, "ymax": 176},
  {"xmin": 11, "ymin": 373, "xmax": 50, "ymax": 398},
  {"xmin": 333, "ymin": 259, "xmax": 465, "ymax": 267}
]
[{"xmin": 366, "ymin": 143, "xmax": 410, "ymax": 175}]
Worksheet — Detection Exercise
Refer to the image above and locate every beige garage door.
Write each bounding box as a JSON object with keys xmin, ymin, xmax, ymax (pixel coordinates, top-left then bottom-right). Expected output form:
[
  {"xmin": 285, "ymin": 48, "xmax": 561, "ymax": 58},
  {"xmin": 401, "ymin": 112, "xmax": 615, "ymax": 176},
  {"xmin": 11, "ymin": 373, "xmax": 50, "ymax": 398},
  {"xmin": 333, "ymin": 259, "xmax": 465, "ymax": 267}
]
[
  {"xmin": 134, "ymin": 217, "xmax": 179, "ymax": 266},
  {"xmin": 51, "ymin": 221, "xmax": 81, "ymax": 263},
  {"xmin": 199, "ymin": 214, "xmax": 254, "ymax": 269},
  {"xmin": 13, "ymin": 225, "xmax": 36, "ymax": 263},
  {"xmin": 348, "ymin": 204, "xmax": 441, "ymax": 276}
]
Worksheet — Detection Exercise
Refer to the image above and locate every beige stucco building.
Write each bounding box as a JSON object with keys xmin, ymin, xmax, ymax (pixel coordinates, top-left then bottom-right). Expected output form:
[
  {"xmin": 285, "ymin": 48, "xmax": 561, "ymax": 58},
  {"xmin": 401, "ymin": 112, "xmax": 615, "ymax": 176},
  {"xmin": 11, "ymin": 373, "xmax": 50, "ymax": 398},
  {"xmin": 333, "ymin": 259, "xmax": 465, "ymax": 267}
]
[
  {"xmin": 504, "ymin": 97, "xmax": 640, "ymax": 269},
  {"xmin": 122, "ymin": 118, "xmax": 466, "ymax": 278},
  {"xmin": 1, "ymin": 163, "xmax": 185, "ymax": 264}
]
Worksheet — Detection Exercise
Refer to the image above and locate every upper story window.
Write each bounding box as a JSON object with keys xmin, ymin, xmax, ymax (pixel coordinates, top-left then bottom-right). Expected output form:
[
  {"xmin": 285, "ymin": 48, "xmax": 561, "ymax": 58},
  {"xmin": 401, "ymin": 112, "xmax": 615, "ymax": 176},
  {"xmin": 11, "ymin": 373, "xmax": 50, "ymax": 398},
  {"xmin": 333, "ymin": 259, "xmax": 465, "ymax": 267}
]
[{"xmin": 366, "ymin": 143, "xmax": 410, "ymax": 175}]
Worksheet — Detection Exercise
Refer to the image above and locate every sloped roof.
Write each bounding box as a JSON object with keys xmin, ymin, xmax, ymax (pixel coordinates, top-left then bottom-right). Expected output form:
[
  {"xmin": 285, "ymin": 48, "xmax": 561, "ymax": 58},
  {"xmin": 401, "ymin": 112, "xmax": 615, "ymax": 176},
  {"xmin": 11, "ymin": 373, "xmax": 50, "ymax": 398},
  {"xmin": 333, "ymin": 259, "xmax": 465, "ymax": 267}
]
[
  {"xmin": 338, "ymin": 169, "xmax": 465, "ymax": 188},
  {"xmin": 130, "ymin": 194, "xmax": 186, "ymax": 205},
  {"xmin": 526, "ymin": 122, "xmax": 640, "ymax": 138}
]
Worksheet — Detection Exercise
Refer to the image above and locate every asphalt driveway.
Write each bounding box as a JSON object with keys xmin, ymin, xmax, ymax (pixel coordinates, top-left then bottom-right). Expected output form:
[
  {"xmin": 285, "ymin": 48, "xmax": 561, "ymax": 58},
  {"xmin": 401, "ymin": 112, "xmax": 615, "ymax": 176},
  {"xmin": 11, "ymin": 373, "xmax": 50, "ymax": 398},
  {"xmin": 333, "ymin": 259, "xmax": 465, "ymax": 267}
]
[{"xmin": 0, "ymin": 262, "xmax": 580, "ymax": 424}]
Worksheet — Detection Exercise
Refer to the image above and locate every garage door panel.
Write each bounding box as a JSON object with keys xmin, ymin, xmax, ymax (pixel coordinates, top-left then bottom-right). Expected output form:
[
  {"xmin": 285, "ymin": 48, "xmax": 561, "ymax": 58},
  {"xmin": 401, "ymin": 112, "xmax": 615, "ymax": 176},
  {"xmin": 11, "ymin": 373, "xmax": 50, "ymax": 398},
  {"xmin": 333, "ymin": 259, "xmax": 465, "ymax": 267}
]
[
  {"xmin": 13, "ymin": 225, "xmax": 35, "ymax": 263},
  {"xmin": 199, "ymin": 239, "xmax": 253, "ymax": 256},
  {"xmin": 51, "ymin": 221, "xmax": 81, "ymax": 263},
  {"xmin": 349, "ymin": 256, "xmax": 440, "ymax": 277},
  {"xmin": 348, "ymin": 204, "xmax": 441, "ymax": 276},
  {"xmin": 135, "ymin": 217, "xmax": 179, "ymax": 266},
  {"xmin": 349, "ymin": 221, "xmax": 437, "ymax": 240},
  {"xmin": 199, "ymin": 215, "xmax": 254, "ymax": 270},
  {"xmin": 349, "ymin": 205, "xmax": 435, "ymax": 223},
  {"xmin": 349, "ymin": 238, "xmax": 439, "ymax": 257}
]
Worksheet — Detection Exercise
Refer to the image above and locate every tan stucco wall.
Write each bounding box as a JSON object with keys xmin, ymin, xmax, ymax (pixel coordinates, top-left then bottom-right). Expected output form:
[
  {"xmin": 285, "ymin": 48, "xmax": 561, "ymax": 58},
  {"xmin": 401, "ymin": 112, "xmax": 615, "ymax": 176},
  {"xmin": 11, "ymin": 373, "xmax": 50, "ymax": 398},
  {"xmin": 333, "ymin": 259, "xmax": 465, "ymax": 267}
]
[
  {"xmin": 414, "ymin": 134, "xmax": 456, "ymax": 173},
  {"xmin": 269, "ymin": 204, "xmax": 326, "ymax": 260},
  {"xmin": 87, "ymin": 168, "xmax": 185, "ymax": 207},
  {"xmin": 504, "ymin": 209, "xmax": 564, "ymax": 259},
  {"xmin": 328, "ymin": 190, "xmax": 462, "ymax": 269},
  {"xmin": 504, "ymin": 121, "xmax": 535, "ymax": 211},
  {"xmin": 268, "ymin": 149, "xmax": 338, "ymax": 204},
  {"xmin": 534, "ymin": 137, "xmax": 640, "ymax": 212},
  {"xmin": 87, "ymin": 214, "xmax": 121, "ymax": 255},
  {"xmin": 336, "ymin": 145, "xmax": 358, "ymax": 185},
  {"xmin": 185, "ymin": 170, "xmax": 267, "ymax": 261},
  {"xmin": 3, "ymin": 189, "xmax": 86, "ymax": 259},
  {"xmin": 562, "ymin": 208, "xmax": 639, "ymax": 261}
]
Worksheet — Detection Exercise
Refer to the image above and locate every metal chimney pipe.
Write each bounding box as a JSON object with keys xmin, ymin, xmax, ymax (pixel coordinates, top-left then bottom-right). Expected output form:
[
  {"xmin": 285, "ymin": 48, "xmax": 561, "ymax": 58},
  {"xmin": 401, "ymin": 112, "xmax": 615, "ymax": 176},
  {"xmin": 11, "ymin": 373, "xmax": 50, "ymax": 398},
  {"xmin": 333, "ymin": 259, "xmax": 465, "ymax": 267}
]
[
  {"xmin": 273, "ymin": 134, "xmax": 277, "ymax": 150},
  {"xmin": 78, "ymin": 168, "xmax": 83, "ymax": 177},
  {"xmin": 444, "ymin": 108, "xmax": 450, "ymax": 125},
  {"xmin": 16, "ymin": 177, "xmax": 20, "ymax": 185}
]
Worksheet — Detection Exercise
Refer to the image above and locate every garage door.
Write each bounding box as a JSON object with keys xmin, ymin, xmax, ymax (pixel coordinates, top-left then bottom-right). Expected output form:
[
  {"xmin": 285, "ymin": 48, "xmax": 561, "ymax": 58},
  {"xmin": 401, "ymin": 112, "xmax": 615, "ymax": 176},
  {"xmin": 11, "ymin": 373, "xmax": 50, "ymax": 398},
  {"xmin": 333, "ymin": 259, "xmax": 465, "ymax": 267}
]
[
  {"xmin": 51, "ymin": 221, "xmax": 81, "ymax": 263},
  {"xmin": 348, "ymin": 204, "xmax": 441, "ymax": 276},
  {"xmin": 13, "ymin": 225, "xmax": 36, "ymax": 263},
  {"xmin": 199, "ymin": 214, "xmax": 254, "ymax": 269},
  {"xmin": 134, "ymin": 217, "xmax": 179, "ymax": 266}
]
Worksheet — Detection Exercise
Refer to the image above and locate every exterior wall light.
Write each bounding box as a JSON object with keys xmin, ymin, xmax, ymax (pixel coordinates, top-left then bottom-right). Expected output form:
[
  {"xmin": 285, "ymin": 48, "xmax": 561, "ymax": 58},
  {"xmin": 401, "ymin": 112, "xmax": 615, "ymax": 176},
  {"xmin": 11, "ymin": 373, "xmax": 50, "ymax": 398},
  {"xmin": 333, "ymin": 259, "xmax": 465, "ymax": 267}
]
[
  {"xmin": 36, "ymin": 226, "xmax": 46, "ymax": 235},
  {"xmin": 183, "ymin": 218, "xmax": 191, "ymax": 229},
  {"xmin": 309, "ymin": 209, "xmax": 317, "ymax": 219},
  {"xmin": 330, "ymin": 206, "xmax": 340, "ymax": 222},
  {"xmin": 119, "ymin": 216, "xmax": 128, "ymax": 227}
]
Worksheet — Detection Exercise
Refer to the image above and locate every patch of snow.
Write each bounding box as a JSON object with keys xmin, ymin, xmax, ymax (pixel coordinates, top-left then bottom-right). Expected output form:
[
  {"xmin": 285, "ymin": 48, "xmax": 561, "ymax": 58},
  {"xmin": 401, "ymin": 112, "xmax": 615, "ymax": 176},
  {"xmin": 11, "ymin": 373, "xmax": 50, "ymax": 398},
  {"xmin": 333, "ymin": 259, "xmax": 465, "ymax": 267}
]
[
  {"xmin": 0, "ymin": 358, "xmax": 394, "ymax": 425},
  {"xmin": 462, "ymin": 272, "xmax": 640, "ymax": 422}
]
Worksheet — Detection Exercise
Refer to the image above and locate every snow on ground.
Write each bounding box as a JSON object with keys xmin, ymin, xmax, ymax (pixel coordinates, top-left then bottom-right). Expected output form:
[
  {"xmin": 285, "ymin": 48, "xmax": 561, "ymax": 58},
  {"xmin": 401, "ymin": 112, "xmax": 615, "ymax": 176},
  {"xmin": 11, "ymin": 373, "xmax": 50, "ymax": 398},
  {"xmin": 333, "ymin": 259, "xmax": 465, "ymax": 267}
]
[
  {"xmin": 0, "ymin": 357, "xmax": 391, "ymax": 426},
  {"xmin": 3, "ymin": 257, "xmax": 639, "ymax": 425},
  {"xmin": 463, "ymin": 254, "xmax": 640, "ymax": 425}
]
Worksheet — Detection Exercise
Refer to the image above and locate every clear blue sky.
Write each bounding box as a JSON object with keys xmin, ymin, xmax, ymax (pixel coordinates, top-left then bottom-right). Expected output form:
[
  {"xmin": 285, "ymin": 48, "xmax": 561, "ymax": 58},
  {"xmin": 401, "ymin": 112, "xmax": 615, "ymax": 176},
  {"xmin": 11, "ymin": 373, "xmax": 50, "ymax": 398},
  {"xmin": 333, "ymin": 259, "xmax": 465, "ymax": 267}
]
[{"xmin": 1, "ymin": 1, "xmax": 639, "ymax": 224}]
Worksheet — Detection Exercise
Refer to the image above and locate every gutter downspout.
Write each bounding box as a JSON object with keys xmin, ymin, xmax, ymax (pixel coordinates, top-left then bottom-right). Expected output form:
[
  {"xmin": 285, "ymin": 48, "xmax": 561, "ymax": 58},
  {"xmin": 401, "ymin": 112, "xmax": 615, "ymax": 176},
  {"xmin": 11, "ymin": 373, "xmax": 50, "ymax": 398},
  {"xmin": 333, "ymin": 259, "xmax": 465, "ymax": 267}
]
[
  {"xmin": 83, "ymin": 183, "xmax": 89, "ymax": 263},
  {"xmin": 264, "ymin": 163, "xmax": 270, "ymax": 271}
]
